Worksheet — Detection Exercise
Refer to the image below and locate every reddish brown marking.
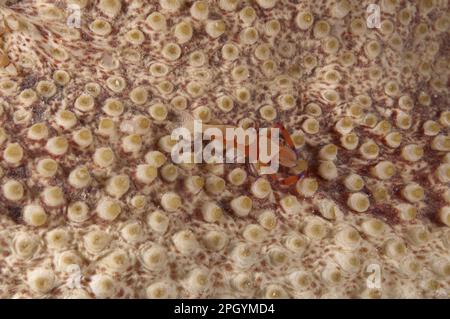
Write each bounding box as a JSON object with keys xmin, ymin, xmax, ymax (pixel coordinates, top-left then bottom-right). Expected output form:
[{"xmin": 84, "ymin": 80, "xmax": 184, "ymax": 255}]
[{"xmin": 279, "ymin": 175, "xmax": 299, "ymax": 186}]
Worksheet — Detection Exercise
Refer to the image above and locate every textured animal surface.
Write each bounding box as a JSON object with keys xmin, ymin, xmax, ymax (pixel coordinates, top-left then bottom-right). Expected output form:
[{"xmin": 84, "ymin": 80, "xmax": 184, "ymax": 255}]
[{"xmin": 0, "ymin": 0, "xmax": 449, "ymax": 299}]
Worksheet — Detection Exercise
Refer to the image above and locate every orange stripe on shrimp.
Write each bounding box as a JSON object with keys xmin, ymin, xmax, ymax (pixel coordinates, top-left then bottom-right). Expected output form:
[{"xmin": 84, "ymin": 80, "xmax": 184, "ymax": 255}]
[{"xmin": 274, "ymin": 123, "xmax": 295, "ymax": 149}]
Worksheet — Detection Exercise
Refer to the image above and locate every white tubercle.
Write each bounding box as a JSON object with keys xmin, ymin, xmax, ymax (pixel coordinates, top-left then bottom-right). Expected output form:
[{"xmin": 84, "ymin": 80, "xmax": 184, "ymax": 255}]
[
  {"xmin": 41, "ymin": 186, "xmax": 65, "ymax": 207},
  {"xmin": 23, "ymin": 204, "xmax": 47, "ymax": 227},
  {"xmin": 431, "ymin": 258, "xmax": 450, "ymax": 278},
  {"xmin": 98, "ymin": 0, "xmax": 122, "ymax": 17},
  {"xmin": 333, "ymin": 0, "xmax": 351, "ymax": 18},
  {"xmin": 402, "ymin": 183, "xmax": 425, "ymax": 203},
  {"xmin": 231, "ymin": 243, "xmax": 258, "ymax": 268},
  {"xmin": 347, "ymin": 192, "xmax": 370, "ymax": 213},
  {"xmin": 45, "ymin": 228, "xmax": 71, "ymax": 251},
  {"xmin": 258, "ymin": 210, "xmax": 277, "ymax": 230},
  {"xmin": 27, "ymin": 123, "xmax": 48, "ymax": 140},
  {"xmin": 67, "ymin": 201, "xmax": 90, "ymax": 223},
  {"xmin": 371, "ymin": 161, "xmax": 396, "ymax": 180},
  {"xmin": 203, "ymin": 230, "xmax": 228, "ymax": 251},
  {"xmin": 268, "ymin": 246, "xmax": 289, "ymax": 267},
  {"xmin": 45, "ymin": 136, "xmax": 69, "ymax": 156},
  {"xmin": 243, "ymin": 224, "xmax": 266, "ymax": 243},
  {"xmin": 230, "ymin": 196, "xmax": 253, "ymax": 217},
  {"xmin": 105, "ymin": 174, "xmax": 130, "ymax": 198},
  {"xmin": 232, "ymin": 273, "xmax": 254, "ymax": 292},
  {"xmin": 318, "ymin": 161, "xmax": 338, "ymax": 180},
  {"xmin": 321, "ymin": 264, "xmax": 343, "ymax": 286},
  {"xmin": 201, "ymin": 202, "xmax": 223, "ymax": 223},
  {"xmin": 335, "ymin": 251, "xmax": 361, "ymax": 273},
  {"xmin": 296, "ymin": 11, "xmax": 314, "ymax": 30},
  {"xmin": 172, "ymin": 230, "xmax": 200, "ymax": 255},
  {"xmin": 256, "ymin": 0, "xmax": 278, "ymax": 9},
  {"xmin": 219, "ymin": 0, "xmax": 239, "ymax": 11},
  {"xmin": 279, "ymin": 195, "xmax": 301, "ymax": 214},
  {"xmin": 317, "ymin": 199, "xmax": 341, "ymax": 220},
  {"xmin": 147, "ymin": 210, "xmax": 170, "ymax": 234},
  {"xmin": 13, "ymin": 233, "xmax": 38, "ymax": 258},
  {"xmin": 84, "ymin": 230, "xmax": 111, "ymax": 254},
  {"xmin": 72, "ymin": 128, "xmax": 93, "ymax": 148},
  {"xmin": 161, "ymin": 192, "xmax": 182, "ymax": 212},
  {"xmin": 436, "ymin": 163, "xmax": 450, "ymax": 183},
  {"xmin": 303, "ymin": 217, "xmax": 328, "ymax": 240},
  {"xmin": 54, "ymin": 250, "xmax": 82, "ymax": 272},
  {"xmin": 431, "ymin": 135, "xmax": 450, "ymax": 152},
  {"xmin": 396, "ymin": 203, "xmax": 417, "ymax": 221},
  {"xmin": 160, "ymin": 0, "xmax": 181, "ymax": 12},
  {"xmin": 184, "ymin": 175, "xmax": 204, "ymax": 194},
  {"xmin": 96, "ymin": 198, "xmax": 121, "ymax": 221},
  {"xmin": 145, "ymin": 150, "xmax": 166, "ymax": 168},
  {"xmin": 439, "ymin": 206, "xmax": 450, "ymax": 226},
  {"xmin": 27, "ymin": 268, "xmax": 55, "ymax": 294},
  {"xmin": 93, "ymin": 147, "xmax": 115, "ymax": 168},
  {"xmin": 296, "ymin": 178, "xmax": 319, "ymax": 198},
  {"xmin": 205, "ymin": 20, "xmax": 226, "ymax": 38},
  {"xmin": 319, "ymin": 144, "xmax": 338, "ymax": 161},
  {"xmin": 186, "ymin": 268, "xmax": 211, "ymax": 293},
  {"xmin": 343, "ymin": 173, "xmax": 364, "ymax": 192},
  {"xmin": 141, "ymin": 244, "xmax": 168, "ymax": 272},
  {"xmin": 362, "ymin": 218, "xmax": 386, "ymax": 237},
  {"xmin": 290, "ymin": 271, "xmax": 312, "ymax": 291},
  {"xmin": 89, "ymin": 274, "xmax": 117, "ymax": 298},
  {"xmin": 136, "ymin": 164, "xmax": 157, "ymax": 184},
  {"xmin": 146, "ymin": 12, "xmax": 167, "ymax": 31},
  {"xmin": 103, "ymin": 249, "xmax": 131, "ymax": 272},
  {"xmin": 384, "ymin": 238, "xmax": 407, "ymax": 259},
  {"xmin": 406, "ymin": 226, "xmax": 430, "ymax": 246},
  {"xmin": 264, "ymin": 284, "xmax": 287, "ymax": 299},
  {"xmin": 68, "ymin": 166, "xmax": 91, "ymax": 189},
  {"xmin": 2, "ymin": 179, "xmax": 24, "ymax": 201},
  {"xmin": 190, "ymin": 1, "xmax": 209, "ymax": 20},
  {"xmin": 400, "ymin": 257, "xmax": 421, "ymax": 277},
  {"xmin": 121, "ymin": 222, "xmax": 144, "ymax": 243},
  {"xmin": 251, "ymin": 178, "xmax": 272, "ymax": 199},
  {"xmin": 335, "ymin": 226, "xmax": 361, "ymax": 249},
  {"xmin": 146, "ymin": 281, "xmax": 174, "ymax": 299},
  {"xmin": 284, "ymin": 234, "xmax": 309, "ymax": 254}
]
